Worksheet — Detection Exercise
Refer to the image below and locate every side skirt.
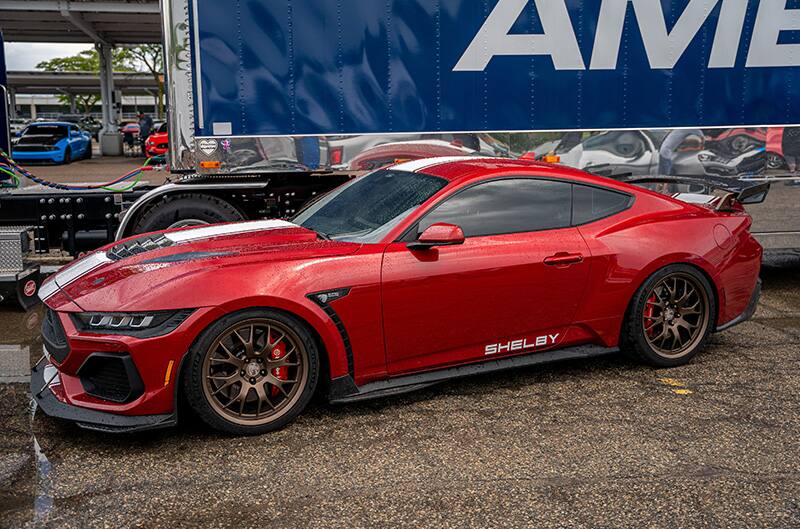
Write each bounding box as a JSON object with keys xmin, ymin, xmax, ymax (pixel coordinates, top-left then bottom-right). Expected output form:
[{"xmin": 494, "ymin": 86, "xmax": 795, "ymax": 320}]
[{"xmin": 329, "ymin": 344, "xmax": 618, "ymax": 404}]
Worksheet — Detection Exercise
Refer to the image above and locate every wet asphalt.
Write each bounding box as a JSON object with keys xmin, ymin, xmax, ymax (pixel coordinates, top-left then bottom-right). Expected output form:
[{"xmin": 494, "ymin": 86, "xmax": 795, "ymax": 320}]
[{"xmin": 0, "ymin": 252, "xmax": 799, "ymax": 528}]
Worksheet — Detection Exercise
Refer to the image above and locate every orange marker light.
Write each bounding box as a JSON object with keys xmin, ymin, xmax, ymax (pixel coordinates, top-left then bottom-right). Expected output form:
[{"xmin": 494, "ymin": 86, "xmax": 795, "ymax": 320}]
[
  {"xmin": 164, "ymin": 360, "xmax": 175, "ymax": 387},
  {"xmin": 199, "ymin": 160, "xmax": 221, "ymax": 169}
]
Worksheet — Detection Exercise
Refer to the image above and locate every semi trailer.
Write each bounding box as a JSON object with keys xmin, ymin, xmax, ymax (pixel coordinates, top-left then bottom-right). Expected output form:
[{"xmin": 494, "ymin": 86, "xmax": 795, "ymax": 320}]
[{"xmin": 1, "ymin": 0, "xmax": 800, "ymax": 307}]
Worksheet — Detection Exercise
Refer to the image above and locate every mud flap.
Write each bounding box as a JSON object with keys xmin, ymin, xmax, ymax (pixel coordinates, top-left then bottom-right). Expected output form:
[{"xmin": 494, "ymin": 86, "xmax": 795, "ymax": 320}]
[{"xmin": 0, "ymin": 266, "xmax": 41, "ymax": 310}]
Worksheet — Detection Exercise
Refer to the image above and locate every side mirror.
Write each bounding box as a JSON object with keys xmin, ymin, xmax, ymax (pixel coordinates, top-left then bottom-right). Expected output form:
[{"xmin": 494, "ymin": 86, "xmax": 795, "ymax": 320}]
[{"xmin": 407, "ymin": 223, "xmax": 465, "ymax": 250}]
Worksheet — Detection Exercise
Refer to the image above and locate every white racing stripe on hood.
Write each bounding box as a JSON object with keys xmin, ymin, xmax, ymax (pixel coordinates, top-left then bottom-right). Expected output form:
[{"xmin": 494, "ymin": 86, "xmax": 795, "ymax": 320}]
[
  {"xmin": 39, "ymin": 251, "xmax": 112, "ymax": 301},
  {"xmin": 38, "ymin": 219, "xmax": 298, "ymax": 301},
  {"xmin": 164, "ymin": 219, "xmax": 298, "ymax": 243}
]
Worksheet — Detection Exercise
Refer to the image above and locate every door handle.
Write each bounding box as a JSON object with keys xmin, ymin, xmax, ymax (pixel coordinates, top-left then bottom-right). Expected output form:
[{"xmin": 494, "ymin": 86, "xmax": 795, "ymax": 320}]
[{"xmin": 544, "ymin": 252, "xmax": 584, "ymax": 266}]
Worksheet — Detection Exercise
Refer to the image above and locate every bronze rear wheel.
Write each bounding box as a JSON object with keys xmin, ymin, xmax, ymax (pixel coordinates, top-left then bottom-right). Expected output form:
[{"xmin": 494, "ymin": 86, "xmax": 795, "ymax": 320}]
[
  {"xmin": 642, "ymin": 273, "xmax": 710, "ymax": 358},
  {"xmin": 622, "ymin": 264, "xmax": 716, "ymax": 367}
]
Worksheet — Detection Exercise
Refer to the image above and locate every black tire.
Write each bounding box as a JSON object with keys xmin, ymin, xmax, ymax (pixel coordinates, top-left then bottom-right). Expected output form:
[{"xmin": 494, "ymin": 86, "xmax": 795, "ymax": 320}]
[
  {"xmin": 62, "ymin": 147, "xmax": 71, "ymax": 165},
  {"xmin": 132, "ymin": 193, "xmax": 244, "ymax": 234},
  {"xmin": 183, "ymin": 308, "xmax": 320, "ymax": 435},
  {"xmin": 621, "ymin": 264, "xmax": 716, "ymax": 367}
]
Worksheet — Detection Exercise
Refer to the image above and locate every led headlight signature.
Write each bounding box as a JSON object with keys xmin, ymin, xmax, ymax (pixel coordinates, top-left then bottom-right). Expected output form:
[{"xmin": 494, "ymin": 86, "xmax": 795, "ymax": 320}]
[{"xmin": 71, "ymin": 310, "xmax": 195, "ymax": 337}]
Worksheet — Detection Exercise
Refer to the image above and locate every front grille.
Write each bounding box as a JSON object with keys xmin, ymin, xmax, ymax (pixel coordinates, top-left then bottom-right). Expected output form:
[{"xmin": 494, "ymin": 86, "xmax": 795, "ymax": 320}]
[
  {"xmin": 107, "ymin": 233, "xmax": 174, "ymax": 260},
  {"xmin": 12, "ymin": 145, "xmax": 52, "ymax": 152},
  {"xmin": 42, "ymin": 309, "xmax": 70, "ymax": 363},
  {"xmin": 78, "ymin": 353, "xmax": 144, "ymax": 403}
]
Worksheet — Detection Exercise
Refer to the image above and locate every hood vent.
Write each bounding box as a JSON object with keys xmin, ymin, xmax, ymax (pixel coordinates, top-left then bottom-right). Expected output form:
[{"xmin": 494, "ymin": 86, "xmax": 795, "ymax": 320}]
[{"xmin": 107, "ymin": 234, "xmax": 174, "ymax": 261}]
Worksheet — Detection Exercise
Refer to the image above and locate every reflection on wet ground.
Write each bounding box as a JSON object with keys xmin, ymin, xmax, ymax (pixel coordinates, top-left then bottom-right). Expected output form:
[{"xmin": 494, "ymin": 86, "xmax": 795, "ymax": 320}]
[{"xmin": 0, "ymin": 252, "xmax": 799, "ymax": 528}]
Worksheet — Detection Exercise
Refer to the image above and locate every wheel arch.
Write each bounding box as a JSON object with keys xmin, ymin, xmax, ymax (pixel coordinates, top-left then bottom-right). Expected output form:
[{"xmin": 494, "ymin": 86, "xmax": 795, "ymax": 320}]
[
  {"xmin": 188, "ymin": 296, "xmax": 351, "ymax": 385},
  {"xmin": 115, "ymin": 183, "xmax": 268, "ymax": 240}
]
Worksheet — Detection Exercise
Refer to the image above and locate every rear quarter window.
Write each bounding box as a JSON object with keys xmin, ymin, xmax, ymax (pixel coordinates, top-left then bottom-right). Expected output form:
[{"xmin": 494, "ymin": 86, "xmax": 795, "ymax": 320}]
[{"xmin": 572, "ymin": 185, "xmax": 632, "ymax": 225}]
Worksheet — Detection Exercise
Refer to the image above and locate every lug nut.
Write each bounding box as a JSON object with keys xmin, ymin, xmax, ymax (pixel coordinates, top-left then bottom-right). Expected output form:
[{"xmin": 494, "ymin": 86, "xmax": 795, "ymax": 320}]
[
  {"xmin": 249, "ymin": 377, "xmax": 256, "ymax": 384},
  {"xmin": 240, "ymin": 370, "xmax": 245, "ymax": 376},
  {"xmin": 260, "ymin": 370, "xmax": 266, "ymax": 375}
]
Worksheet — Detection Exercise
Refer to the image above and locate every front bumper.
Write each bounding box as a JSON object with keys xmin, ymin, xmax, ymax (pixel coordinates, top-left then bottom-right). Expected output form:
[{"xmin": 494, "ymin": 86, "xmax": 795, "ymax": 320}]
[
  {"xmin": 716, "ymin": 278, "xmax": 762, "ymax": 331},
  {"xmin": 11, "ymin": 150, "xmax": 63, "ymax": 163},
  {"xmin": 31, "ymin": 357, "xmax": 176, "ymax": 433}
]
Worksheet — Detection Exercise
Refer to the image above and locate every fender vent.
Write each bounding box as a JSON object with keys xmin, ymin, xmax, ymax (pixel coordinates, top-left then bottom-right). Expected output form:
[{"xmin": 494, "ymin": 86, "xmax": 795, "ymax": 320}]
[{"xmin": 107, "ymin": 234, "xmax": 174, "ymax": 260}]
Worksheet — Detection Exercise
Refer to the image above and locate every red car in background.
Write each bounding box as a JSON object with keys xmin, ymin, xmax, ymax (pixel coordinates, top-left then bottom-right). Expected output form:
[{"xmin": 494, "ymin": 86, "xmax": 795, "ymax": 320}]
[
  {"xmin": 348, "ymin": 139, "xmax": 477, "ymax": 170},
  {"xmin": 32, "ymin": 157, "xmax": 765, "ymax": 435},
  {"xmin": 145, "ymin": 122, "xmax": 169, "ymax": 158}
]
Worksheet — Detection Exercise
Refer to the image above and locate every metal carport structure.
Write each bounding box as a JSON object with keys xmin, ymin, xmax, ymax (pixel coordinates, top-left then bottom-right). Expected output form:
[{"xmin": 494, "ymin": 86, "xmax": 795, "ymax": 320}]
[{"xmin": 0, "ymin": 0, "xmax": 161, "ymax": 152}]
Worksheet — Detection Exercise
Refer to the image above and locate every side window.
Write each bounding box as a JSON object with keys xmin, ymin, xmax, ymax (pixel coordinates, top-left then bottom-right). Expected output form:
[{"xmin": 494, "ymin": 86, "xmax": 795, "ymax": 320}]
[
  {"xmin": 572, "ymin": 184, "xmax": 631, "ymax": 225},
  {"xmin": 418, "ymin": 179, "xmax": 572, "ymax": 238}
]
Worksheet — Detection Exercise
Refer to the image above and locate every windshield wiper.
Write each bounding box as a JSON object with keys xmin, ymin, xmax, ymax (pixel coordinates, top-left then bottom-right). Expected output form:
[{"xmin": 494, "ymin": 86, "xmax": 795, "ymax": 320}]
[{"xmin": 315, "ymin": 230, "xmax": 332, "ymax": 241}]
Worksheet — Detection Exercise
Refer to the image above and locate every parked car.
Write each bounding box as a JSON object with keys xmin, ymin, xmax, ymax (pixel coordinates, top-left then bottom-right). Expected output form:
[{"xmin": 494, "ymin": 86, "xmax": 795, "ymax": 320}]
[
  {"xmin": 59, "ymin": 115, "xmax": 103, "ymax": 140},
  {"xmin": 10, "ymin": 122, "xmax": 92, "ymax": 164},
  {"xmin": 8, "ymin": 118, "xmax": 28, "ymax": 137},
  {"xmin": 32, "ymin": 157, "xmax": 763, "ymax": 435},
  {"xmin": 145, "ymin": 122, "xmax": 169, "ymax": 158},
  {"xmin": 348, "ymin": 139, "xmax": 478, "ymax": 170}
]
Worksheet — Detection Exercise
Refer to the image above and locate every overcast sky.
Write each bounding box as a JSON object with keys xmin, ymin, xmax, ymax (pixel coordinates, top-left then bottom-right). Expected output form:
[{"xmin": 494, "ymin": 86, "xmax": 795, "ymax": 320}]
[{"xmin": 5, "ymin": 42, "xmax": 94, "ymax": 71}]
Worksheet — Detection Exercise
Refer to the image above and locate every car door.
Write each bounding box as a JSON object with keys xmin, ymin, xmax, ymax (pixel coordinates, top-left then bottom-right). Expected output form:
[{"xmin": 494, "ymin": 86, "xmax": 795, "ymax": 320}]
[{"xmin": 381, "ymin": 177, "xmax": 591, "ymax": 375}]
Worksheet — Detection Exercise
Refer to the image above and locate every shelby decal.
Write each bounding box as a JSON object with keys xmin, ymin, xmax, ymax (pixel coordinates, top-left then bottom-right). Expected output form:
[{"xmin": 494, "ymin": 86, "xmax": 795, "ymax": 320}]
[
  {"xmin": 485, "ymin": 333, "xmax": 559, "ymax": 355},
  {"xmin": 455, "ymin": 0, "xmax": 800, "ymax": 71}
]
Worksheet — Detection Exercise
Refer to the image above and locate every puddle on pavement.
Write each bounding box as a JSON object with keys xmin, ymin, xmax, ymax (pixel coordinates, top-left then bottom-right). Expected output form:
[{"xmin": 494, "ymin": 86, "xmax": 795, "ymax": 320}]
[{"xmin": 0, "ymin": 306, "xmax": 52, "ymax": 525}]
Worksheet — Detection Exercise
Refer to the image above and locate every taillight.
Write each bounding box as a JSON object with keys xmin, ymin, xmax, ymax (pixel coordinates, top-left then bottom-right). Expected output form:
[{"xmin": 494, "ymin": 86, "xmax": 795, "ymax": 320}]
[{"xmin": 330, "ymin": 147, "xmax": 343, "ymax": 165}]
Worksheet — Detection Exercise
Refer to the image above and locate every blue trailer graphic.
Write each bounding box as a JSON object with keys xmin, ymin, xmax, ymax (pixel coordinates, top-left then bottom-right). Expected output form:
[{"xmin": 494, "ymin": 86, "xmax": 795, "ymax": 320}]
[{"xmin": 190, "ymin": 0, "xmax": 800, "ymax": 138}]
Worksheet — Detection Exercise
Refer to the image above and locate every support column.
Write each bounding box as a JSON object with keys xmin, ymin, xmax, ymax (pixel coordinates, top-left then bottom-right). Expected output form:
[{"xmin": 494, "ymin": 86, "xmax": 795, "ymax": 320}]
[
  {"xmin": 96, "ymin": 42, "xmax": 122, "ymax": 156},
  {"xmin": 97, "ymin": 43, "xmax": 113, "ymax": 132},
  {"xmin": 29, "ymin": 99, "xmax": 36, "ymax": 120},
  {"xmin": 68, "ymin": 93, "xmax": 77, "ymax": 114},
  {"xmin": 8, "ymin": 88, "xmax": 16, "ymax": 119}
]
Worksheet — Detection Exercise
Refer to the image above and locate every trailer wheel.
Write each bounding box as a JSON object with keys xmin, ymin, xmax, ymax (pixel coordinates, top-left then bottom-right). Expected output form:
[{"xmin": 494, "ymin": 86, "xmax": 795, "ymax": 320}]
[{"xmin": 132, "ymin": 193, "xmax": 244, "ymax": 235}]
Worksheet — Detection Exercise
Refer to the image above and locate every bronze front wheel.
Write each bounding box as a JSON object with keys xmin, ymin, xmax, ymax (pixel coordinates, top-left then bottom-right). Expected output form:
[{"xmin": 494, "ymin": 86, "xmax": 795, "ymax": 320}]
[{"xmin": 185, "ymin": 309, "xmax": 319, "ymax": 434}]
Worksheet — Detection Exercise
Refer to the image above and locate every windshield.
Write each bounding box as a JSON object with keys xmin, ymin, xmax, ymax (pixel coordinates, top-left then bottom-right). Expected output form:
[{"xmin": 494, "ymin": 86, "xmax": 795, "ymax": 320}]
[
  {"xmin": 292, "ymin": 169, "xmax": 447, "ymax": 243},
  {"xmin": 23, "ymin": 125, "xmax": 68, "ymax": 139}
]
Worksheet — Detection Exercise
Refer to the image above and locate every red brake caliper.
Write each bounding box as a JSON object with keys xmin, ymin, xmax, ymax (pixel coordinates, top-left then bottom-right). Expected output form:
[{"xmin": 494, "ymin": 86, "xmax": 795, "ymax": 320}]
[
  {"xmin": 645, "ymin": 293, "xmax": 657, "ymax": 337},
  {"xmin": 270, "ymin": 340, "xmax": 286, "ymax": 398}
]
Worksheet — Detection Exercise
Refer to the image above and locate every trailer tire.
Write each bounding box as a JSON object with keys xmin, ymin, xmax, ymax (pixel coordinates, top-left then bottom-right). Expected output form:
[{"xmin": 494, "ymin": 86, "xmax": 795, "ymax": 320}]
[{"xmin": 132, "ymin": 193, "xmax": 244, "ymax": 234}]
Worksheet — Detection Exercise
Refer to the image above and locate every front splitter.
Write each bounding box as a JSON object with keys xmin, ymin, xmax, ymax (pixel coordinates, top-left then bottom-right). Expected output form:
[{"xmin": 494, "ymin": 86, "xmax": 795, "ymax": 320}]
[{"xmin": 30, "ymin": 357, "xmax": 176, "ymax": 434}]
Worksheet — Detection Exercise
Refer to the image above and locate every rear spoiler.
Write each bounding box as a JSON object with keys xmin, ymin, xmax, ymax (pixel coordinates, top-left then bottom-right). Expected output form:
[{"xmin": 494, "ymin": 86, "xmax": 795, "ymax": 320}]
[{"xmin": 619, "ymin": 175, "xmax": 770, "ymax": 210}]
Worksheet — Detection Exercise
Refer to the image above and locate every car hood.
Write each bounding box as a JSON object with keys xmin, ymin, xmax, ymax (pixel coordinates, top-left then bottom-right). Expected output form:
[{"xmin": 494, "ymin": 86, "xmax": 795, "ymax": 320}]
[
  {"xmin": 40, "ymin": 219, "xmax": 360, "ymax": 312},
  {"xmin": 16, "ymin": 134, "xmax": 63, "ymax": 146}
]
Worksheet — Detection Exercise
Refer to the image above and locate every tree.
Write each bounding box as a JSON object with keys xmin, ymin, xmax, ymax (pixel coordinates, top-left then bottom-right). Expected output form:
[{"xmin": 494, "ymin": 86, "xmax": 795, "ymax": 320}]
[
  {"xmin": 35, "ymin": 46, "xmax": 165, "ymax": 118},
  {"xmin": 121, "ymin": 45, "xmax": 165, "ymax": 119},
  {"xmin": 36, "ymin": 49, "xmax": 135, "ymax": 115}
]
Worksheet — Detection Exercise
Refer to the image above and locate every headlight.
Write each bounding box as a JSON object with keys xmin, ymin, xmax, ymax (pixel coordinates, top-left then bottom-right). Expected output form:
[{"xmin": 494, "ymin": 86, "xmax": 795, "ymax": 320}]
[
  {"xmin": 697, "ymin": 153, "xmax": 716, "ymax": 162},
  {"xmin": 71, "ymin": 309, "xmax": 194, "ymax": 337}
]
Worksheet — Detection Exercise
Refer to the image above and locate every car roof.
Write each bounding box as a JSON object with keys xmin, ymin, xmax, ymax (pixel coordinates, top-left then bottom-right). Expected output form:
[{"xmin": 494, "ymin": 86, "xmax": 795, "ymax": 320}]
[
  {"xmin": 391, "ymin": 156, "xmax": 633, "ymax": 191},
  {"xmin": 26, "ymin": 121, "xmax": 73, "ymax": 127}
]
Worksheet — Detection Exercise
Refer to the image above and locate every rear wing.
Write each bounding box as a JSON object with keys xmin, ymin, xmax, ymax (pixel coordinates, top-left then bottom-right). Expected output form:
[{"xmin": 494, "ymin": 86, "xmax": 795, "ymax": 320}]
[{"xmin": 620, "ymin": 176, "xmax": 770, "ymax": 211}]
